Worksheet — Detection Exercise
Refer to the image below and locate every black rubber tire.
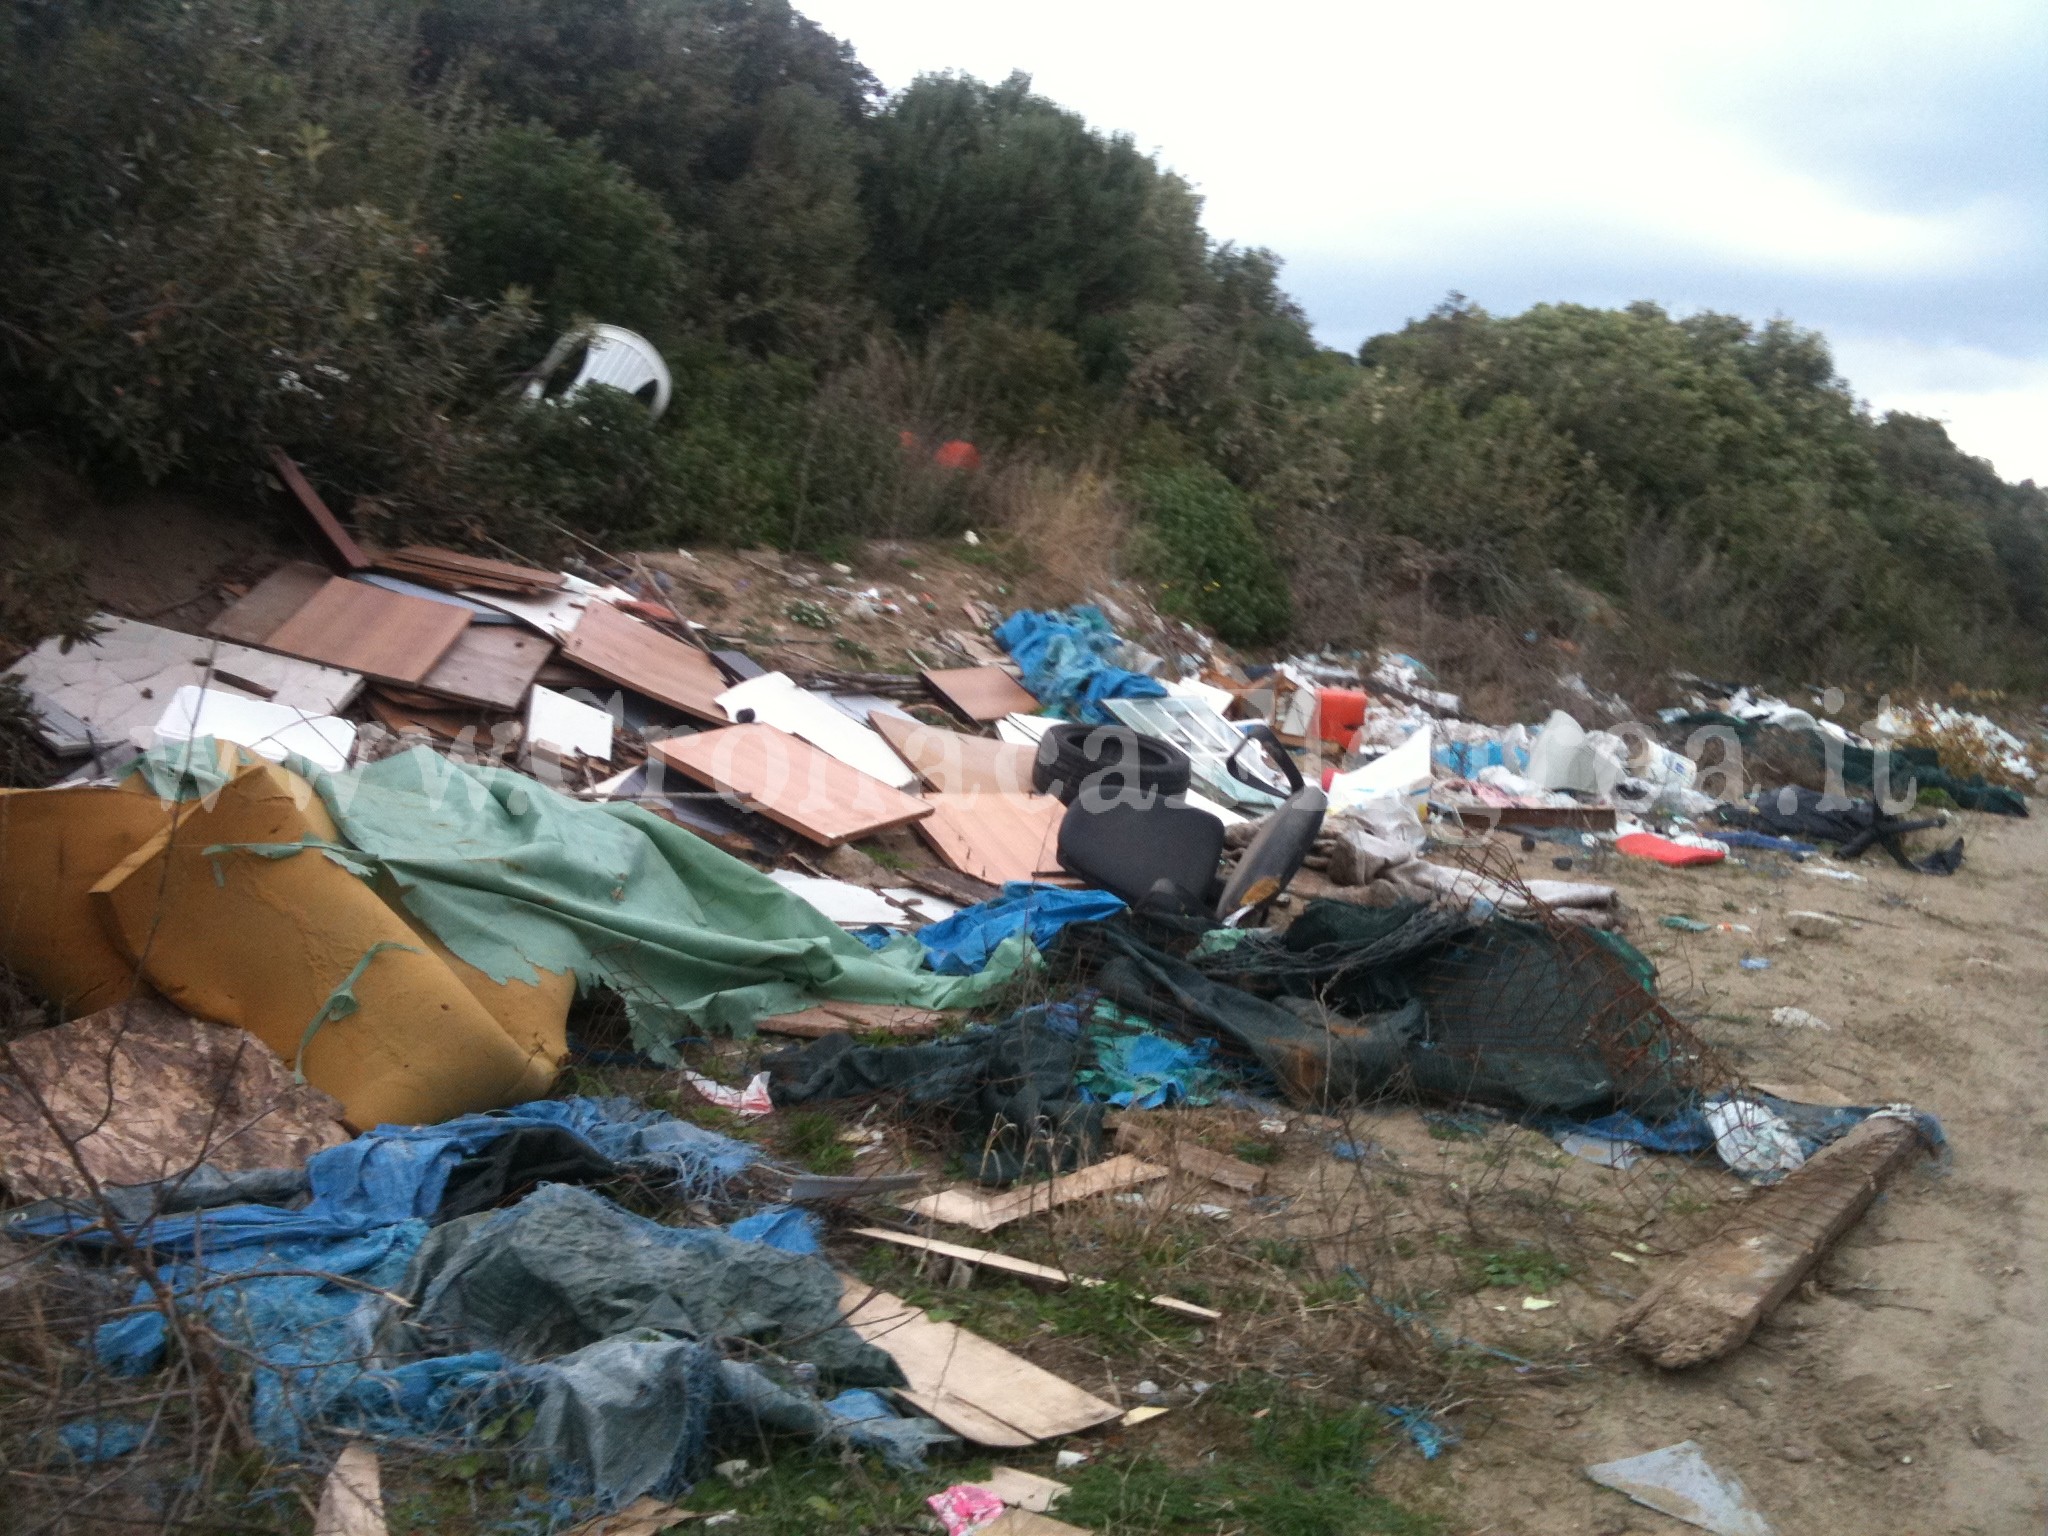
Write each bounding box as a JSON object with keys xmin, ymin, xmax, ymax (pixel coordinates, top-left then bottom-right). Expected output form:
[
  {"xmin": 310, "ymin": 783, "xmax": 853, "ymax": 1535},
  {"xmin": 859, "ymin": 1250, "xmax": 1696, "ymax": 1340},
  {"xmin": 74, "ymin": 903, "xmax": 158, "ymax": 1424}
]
[{"xmin": 1032, "ymin": 723, "xmax": 1193, "ymax": 804}]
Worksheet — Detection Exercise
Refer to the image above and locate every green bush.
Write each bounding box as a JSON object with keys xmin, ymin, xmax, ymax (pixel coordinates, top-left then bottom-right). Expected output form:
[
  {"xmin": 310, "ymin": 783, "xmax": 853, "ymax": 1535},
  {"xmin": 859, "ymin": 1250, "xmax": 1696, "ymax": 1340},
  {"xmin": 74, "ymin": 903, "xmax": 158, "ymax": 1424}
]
[{"xmin": 1127, "ymin": 463, "xmax": 1292, "ymax": 646}]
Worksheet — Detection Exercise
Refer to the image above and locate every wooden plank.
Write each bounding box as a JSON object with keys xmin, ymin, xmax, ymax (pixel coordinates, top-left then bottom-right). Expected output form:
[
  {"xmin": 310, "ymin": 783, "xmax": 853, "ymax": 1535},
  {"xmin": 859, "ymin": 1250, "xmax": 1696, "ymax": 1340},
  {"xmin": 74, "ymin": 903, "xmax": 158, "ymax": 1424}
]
[
  {"xmin": 904, "ymin": 1153, "xmax": 1169, "ymax": 1233},
  {"xmin": 262, "ymin": 576, "xmax": 471, "ymax": 685},
  {"xmin": 902, "ymin": 866, "xmax": 1002, "ymax": 907},
  {"xmin": 1615, "ymin": 1116, "xmax": 1930, "ymax": 1369},
  {"xmin": 838, "ymin": 1278, "xmax": 1121, "ymax": 1445},
  {"xmin": 981, "ymin": 1513, "xmax": 1091, "ymax": 1536},
  {"xmin": 1446, "ymin": 804, "xmax": 1619, "ymax": 833},
  {"xmin": 853, "ymin": 1227, "xmax": 1221, "ymax": 1321},
  {"xmin": 313, "ymin": 1443, "xmax": 386, "ymax": 1536},
  {"xmin": 560, "ymin": 600, "xmax": 726, "ymax": 722},
  {"xmin": 874, "ymin": 712, "xmax": 1036, "ymax": 794},
  {"xmin": 372, "ymin": 544, "xmax": 564, "ymax": 594},
  {"xmin": 650, "ymin": 723, "xmax": 933, "ymax": 847},
  {"xmin": 915, "ymin": 792, "xmax": 1068, "ymax": 885},
  {"xmin": 978, "ymin": 1468, "xmax": 1071, "ymax": 1514},
  {"xmin": 412, "ymin": 624, "xmax": 553, "ymax": 711},
  {"xmin": 268, "ymin": 447, "xmax": 370, "ymax": 571},
  {"xmin": 208, "ymin": 561, "xmax": 332, "ymax": 646},
  {"xmin": 758, "ymin": 1002, "xmax": 958, "ymax": 1039},
  {"xmin": 1114, "ymin": 1126, "xmax": 1268, "ymax": 1194},
  {"xmin": 923, "ymin": 665, "xmax": 1040, "ymax": 723}
]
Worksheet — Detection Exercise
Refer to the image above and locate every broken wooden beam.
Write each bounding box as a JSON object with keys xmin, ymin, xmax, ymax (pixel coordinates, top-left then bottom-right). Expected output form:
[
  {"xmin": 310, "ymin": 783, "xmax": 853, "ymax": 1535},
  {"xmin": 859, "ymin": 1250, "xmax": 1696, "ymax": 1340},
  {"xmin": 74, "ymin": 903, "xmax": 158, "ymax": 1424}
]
[
  {"xmin": 904, "ymin": 1153, "xmax": 1168, "ymax": 1232},
  {"xmin": 1615, "ymin": 1115, "xmax": 1931, "ymax": 1369},
  {"xmin": 851, "ymin": 1226, "xmax": 1221, "ymax": 1321}
]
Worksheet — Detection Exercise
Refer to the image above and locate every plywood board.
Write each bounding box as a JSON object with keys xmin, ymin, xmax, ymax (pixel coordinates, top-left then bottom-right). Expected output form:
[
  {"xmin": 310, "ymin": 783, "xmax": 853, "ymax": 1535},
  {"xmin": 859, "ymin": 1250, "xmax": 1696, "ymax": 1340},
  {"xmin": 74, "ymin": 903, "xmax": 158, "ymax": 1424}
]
[
  {"xmin": 413, "ymin": 623, "xmax": 553, "ymax": 711},
  {"xmin": 853, "ymin": 1227, "xmax": 1220, "ymax": 1321},
  {"xmin": 904, "ymin": 1153, "xmax": 1168, "ymax": 1232},
  {"xmin": 759, "ymin": 1002, "xmax": 960, "ymax": 1039},
  {"xmin": 263, "ymin": 577, "xmax": 471, "ymax": 685},
  {"xmin": 8, "ymin": 613, "xmax": 362, "ymax": 752},
  {"xmin": 209, "ymin": 561, "xmax": 332, "ymax": 646},
  {"xmin": 0, "ymin": 996, "xmax": 350, "ymax": 1201},
  {"xmin": 923, "ymin": 665, "xmax": 1039, "ymax": 722},
  {"xmin": 978, "ymin": 1468, "xmax": 1072, "ymax": 1514},
  {"xmin": 560, "ymin": 600, "xmax": 727, "ymax": 721},
  {"xmin": 838, "ymin": 1278, "xmax": 1121, "ymax": 1446},
  {"xmin": 649, "ymin": 723, "xmax": 933, "ymax": 846},
  {"xmin": 372, "ymin": 545, "xmax": 564, "ymax": 595},
  {"xmin": 914, "ymin": 792, "xmax": 1068, "ymax": 885},
  {"xmin": 268, "ymin": 447, "xmax": 370, "ymax": 570},
  {"xmin": 874, "ymin": 713, "xmax": 1036, "ymax": 795}
]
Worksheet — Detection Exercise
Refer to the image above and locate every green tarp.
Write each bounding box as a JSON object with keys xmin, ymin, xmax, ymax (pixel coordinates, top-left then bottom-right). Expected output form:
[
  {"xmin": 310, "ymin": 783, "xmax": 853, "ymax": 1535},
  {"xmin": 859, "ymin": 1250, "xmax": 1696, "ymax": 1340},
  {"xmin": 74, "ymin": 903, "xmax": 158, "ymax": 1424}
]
[{"xmin": 132, "ymin": 743, "xmax": 1027, "ymax": 1057}]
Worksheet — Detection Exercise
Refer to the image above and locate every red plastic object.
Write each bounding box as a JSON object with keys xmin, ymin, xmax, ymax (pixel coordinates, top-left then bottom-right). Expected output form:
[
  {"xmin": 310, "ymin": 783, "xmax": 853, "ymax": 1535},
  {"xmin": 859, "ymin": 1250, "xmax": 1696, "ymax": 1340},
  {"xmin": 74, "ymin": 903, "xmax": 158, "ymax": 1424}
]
[
  {"xmin": 1315, "ymin": 688, "xmax": 1369, "ymax": 749},
  {"xmin": 932, "ymin": 439, "xmax": 982, "ymax": 472},
  {"xmin": 1615, "ymin": 832, "xmax": 1726, "ymax": 867}
]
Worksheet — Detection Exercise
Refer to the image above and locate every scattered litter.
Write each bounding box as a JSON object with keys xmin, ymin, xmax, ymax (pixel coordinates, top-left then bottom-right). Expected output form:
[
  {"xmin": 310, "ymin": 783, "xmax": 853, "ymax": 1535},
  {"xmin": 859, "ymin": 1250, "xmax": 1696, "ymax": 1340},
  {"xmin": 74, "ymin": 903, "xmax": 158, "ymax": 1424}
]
[
  {"xmin": 1584, "ymin": 1441, "xmax": 1775, "ymax": 1536},
  {"xmin": 1521, "ymin": 1296, "xmax": 1558, "ymax": 1311},
  {"xmin": 907, "ymin": 1154, "xmax": 1168, "ymax": 1232},
  {"xmin": 150, "ymin": 684, "xmax": 356, "ymax": 772},
  {"xmin": 1381, "ymin": 1403, "xmax": 1458, "ymax": 1460},
  {"xmin": 1768, "ymin": 1007, "xmax": 1832, "ymax": 1030},
  {"xmin": 1661, "ymin": 915, "xmax": 1713, "ymax": 932},
  {"xmin": 1119, "ymin": 1405, "xmax": 1171, "ymax": 1427},
  {"xmin": 1054, "ymin": 1450, "xmax": 1089, "ymax": 1471},
  {"xmin": 1738, "ymin": 956, "xmax": 1772, "ymax": 971},
  {"xmin": 929, "ymin": 1484, "xmax": 1007, "ymax": 1535},
  {"xmin": 713, "ymin": 1459, "xmax": 764, "ymax": 1488},
  {"xmin": 1784, "ymin": 910, "xmax": 1844, "ymax": 940},
  {"xmin": 1616, "ymin": 832, "xmax": 1726, "ymax": 867},
  {"xmin": 561, "ymin": 1496, "xmax": 696, "ymax": 1536},
  {"xmin": 1706, "ymin": 1098, "xmax": 1806, "ymax": 1178},
  {"xmin": 682, "ymin": 1070, "xmax": 774, "ymax": 1117}
]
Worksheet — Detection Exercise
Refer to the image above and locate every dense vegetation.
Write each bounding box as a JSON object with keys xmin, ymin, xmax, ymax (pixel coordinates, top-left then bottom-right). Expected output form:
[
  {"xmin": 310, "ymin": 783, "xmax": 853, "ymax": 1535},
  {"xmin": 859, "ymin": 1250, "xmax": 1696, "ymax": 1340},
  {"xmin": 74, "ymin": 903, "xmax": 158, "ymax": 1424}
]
[{"xmin": 3, "ymin": 0, "xmax": 2044, "ymax": 688}]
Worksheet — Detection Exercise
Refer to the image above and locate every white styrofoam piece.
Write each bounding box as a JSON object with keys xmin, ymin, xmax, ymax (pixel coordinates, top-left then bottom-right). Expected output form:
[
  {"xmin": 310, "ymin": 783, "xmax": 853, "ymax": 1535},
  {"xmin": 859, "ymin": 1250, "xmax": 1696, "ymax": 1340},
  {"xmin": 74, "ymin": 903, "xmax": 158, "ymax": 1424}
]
[
  {"xmin": 457, "ymin": 574, "xmax": 636, "ymax": 639},
  {"xmin": 715, "ymin": 672, "xmax": 918, "ymax": 789},
  {"xmin": 7, "ymin": 614, "xmax": 362, "ymax": 755},
  {"xmin": 1328, "ymin": 722, "xmax": 1434, "ymax": 814},
  {"xmin": 524, "ymin": 684, "xmax": 614, "ymax": 762},
  {"xmin": 768, "ymin": 871, "xmax": 912, "ymax": 927},
  {"xmin": 825, "ymin": 692, "xmax": 919, "ymax": 725},
  {"xmin": 147, "ymin": 684, "xmax": 355, "ymax": 773},
  {"xmin": 996, "ymin": 712, "xmax": 1057, "ymax": 746}
]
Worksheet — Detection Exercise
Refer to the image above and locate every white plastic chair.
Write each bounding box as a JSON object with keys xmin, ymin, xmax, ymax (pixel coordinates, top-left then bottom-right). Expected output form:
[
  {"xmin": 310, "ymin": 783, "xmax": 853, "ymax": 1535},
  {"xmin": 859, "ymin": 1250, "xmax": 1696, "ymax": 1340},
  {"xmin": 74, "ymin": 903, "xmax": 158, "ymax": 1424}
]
[{"xmin": 525, "ymin": 324, "xmax": 673, "ymax": 420}]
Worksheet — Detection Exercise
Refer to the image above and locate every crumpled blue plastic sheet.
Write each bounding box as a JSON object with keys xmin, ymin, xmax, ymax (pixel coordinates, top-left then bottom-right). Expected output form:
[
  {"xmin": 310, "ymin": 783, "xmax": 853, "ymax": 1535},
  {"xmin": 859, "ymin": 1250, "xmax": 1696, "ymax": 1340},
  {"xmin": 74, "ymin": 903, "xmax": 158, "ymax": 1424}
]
[
  {"xmin": 1381, "ymin": 1403, "xmax": 1458, "ymax": 1459},
  {"xmin": 1078, "ymin": 1010, "xmax": 1227, "ymax": 1108},
  {"xmin": 26, "ymin": 1100, "xmax": 951, "ymax": 1502},
  {"xmin": 1705, "ymin": 828, "xmax": 1818, "ymax": 858},
  {"xmin": 992, "ymin": 605, "xmax": 1167, "ymax": 724},
  {"xmin": 916, "ymin": 883, "xmax": 1127, "ymax": 975},
  {"xmin": 1538, "ymin": 1094, "xmax": 1946, "ymax": 1178}
]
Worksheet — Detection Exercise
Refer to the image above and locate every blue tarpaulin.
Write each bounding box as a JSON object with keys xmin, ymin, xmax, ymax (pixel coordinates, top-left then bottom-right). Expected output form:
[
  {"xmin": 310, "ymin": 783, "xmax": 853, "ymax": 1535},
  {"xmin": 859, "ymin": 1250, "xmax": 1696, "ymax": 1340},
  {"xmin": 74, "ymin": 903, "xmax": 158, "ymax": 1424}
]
[
  {"xmin": 915, "ymin": 883, "xmax": 1127, "ymax": 975},
  {"xmin": 992, "ymin": 606, "xmax": 1167, "ymax": 724}
]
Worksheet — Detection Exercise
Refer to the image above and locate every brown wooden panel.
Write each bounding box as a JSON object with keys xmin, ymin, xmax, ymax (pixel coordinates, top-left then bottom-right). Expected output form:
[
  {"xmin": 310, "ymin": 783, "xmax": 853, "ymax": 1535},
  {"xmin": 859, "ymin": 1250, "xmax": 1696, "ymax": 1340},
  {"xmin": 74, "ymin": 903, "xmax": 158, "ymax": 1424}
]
[
  {"xmin": 267, "ymin": 447, "xmax": 370, "ymax": 570},
  {"xmin": 559, "ymin": 601, "xmax": 726, "ymax": 722},
  {"xmin": 873, "ymin": 712, "xmax": 1036, "ymax": 794},
  {"xmin": 913, "ymin": 792, "xmax": 1068, "ymax": 885},
  {"xmin": 649, "ymin": 723, "xmax": 933, "ymax": 846},
  {"xmin": 208, "ymin": 561, "xmax": 332, "ymax": 646},
  {"xmin": 412, "ymin": 625, "xmax": 553, "ymax": 711},
  {"xmin": 922, "ymin": 665, "xmax": 1039, "ymax": 723},
  {"xmin": 261, "ymin": 576, "xmax": 471, "ymax": 685},
  {"xmin": 373, "ymin": 545, "xmax": 565, "ymax": 595}
]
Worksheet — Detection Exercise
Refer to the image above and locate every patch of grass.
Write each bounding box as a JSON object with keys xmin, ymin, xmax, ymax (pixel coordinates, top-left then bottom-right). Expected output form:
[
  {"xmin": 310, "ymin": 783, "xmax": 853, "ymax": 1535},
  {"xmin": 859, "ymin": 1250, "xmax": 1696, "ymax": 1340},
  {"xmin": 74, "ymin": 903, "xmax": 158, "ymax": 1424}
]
[
  {"xmin": 1249, "ymin": 1237, "xmax": 1311, "ymax": 1270},
  {"xmin": 785, "ymin": 599, "xmax": 833, "ymax": 629},
  {"xmin": 855, "ymin": 840, "xmax": 912, "ymax": 871},
  {"xmin": 1061, "ymin": 1375, "xmax": 1439, "ymax": 1535},
  {"xmin": 690, "ymin": 1452, "xmax": 940, "ymax": 1533},
  {"xmin": 773, "ymin": 1110, "xmax": 856, "ymax": 1174},
  {"xmin": 1231, "ymin": 1138, "xmax": 1280, "ymax": 1165},
  {"xmin": 831, "ymin": 635, "xmax": 876, "ymax": 664},
  {"xmin": 1443, "ymin": 1240, "xmax": 1572, "ymax": 1295}
]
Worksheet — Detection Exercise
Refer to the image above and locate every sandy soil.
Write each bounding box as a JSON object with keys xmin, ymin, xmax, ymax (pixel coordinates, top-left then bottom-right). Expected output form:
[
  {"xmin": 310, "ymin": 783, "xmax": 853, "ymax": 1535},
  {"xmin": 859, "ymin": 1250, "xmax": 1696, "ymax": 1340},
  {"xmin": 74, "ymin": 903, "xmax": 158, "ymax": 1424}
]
[{"xmin": 1382, "ymin": 809, "xmax": 2048, "ymax": 1536}]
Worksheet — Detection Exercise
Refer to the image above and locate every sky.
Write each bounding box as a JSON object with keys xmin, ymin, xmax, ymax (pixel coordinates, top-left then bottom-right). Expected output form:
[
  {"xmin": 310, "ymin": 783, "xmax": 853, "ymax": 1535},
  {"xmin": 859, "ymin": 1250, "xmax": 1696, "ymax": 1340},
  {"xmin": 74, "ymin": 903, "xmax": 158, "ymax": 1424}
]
[{"xmin": 798, "ymin": 0, "xmax": 2047, "ymax": 484}]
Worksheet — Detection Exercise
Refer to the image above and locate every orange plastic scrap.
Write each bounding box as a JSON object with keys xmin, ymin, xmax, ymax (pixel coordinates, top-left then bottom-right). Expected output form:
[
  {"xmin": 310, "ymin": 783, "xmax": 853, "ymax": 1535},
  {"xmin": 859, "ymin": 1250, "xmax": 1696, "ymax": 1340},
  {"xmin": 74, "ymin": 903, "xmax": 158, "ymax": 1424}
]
[
  {"xmin": 0, "ymin": 774, "xmax": 192, "ymax": 1017},
  {"xmin": 85, "ymin": 762, "xmax": 561, "ymax": 1128}
]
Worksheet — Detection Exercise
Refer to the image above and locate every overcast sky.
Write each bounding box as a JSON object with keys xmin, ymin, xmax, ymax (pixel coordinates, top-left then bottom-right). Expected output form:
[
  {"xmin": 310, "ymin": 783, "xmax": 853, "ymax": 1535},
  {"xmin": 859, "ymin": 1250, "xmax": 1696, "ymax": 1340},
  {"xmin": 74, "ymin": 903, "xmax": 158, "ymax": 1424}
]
[{"xmin": 799, "ymin": 0, "xmax": 2046, "ymax": 484}]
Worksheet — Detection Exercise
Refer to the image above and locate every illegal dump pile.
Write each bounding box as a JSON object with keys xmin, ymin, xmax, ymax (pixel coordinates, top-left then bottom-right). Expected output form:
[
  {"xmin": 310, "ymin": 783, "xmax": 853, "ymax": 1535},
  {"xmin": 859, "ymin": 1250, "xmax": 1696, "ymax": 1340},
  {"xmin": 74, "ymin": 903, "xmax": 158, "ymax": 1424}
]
[{"xmin": 0, "ymin": 495, "xmax": 2036, "ymax": 1533}]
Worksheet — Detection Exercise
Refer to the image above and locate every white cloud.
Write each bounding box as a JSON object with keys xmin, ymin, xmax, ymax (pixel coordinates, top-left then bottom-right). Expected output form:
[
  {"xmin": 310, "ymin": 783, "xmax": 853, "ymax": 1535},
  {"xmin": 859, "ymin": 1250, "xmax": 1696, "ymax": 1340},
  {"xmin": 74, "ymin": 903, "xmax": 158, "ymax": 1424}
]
[
  {"xmin": 1831, "ymin": 335, "xmax": 2048, "ymax": 484},
  {"xmin": 801, "ymin": 0, "xmax": 2045, "ymax": 483}
]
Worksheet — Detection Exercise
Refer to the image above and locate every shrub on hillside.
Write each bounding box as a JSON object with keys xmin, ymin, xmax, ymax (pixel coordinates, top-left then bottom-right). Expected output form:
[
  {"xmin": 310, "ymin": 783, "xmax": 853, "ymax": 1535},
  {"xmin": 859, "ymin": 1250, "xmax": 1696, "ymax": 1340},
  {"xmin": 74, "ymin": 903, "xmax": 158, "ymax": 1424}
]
[{"xmin": 1128, "ymin": 463, "xmax": 1291, "ymax": 646}]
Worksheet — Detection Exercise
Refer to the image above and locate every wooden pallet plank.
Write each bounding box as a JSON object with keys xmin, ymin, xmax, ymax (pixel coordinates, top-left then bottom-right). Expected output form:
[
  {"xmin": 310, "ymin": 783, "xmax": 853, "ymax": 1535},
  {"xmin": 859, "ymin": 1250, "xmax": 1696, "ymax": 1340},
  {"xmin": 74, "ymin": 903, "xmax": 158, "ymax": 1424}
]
[
  {"xmin": 559, "ymin": 601, "xmax": 726, "ymax": 722},
  {"xmin": 262, "ymin": 577, "xmax": 471, "ymax": 685},
  {"xmin": 649, "ymin": 723, "xmax": 933, "ymax": 847}
]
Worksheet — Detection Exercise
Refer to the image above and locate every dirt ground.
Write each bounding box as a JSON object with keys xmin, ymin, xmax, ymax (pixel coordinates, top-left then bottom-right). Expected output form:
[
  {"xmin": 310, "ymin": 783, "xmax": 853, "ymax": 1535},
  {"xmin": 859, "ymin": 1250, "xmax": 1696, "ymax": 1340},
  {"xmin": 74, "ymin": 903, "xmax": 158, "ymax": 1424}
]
[{"xmin": 1362, "ymin": 809, "xmax": 2048, "ymax": 1536}]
